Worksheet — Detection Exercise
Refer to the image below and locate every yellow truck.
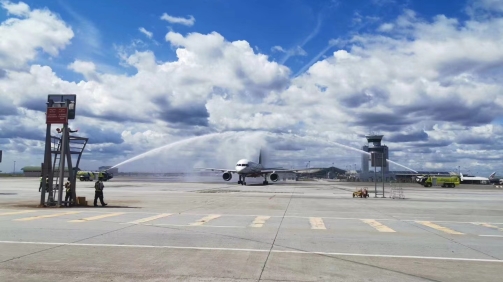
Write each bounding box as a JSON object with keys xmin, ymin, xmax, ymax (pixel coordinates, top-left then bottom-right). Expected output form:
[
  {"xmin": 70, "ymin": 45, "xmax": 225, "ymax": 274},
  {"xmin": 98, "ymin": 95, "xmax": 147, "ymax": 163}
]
[{"xmin": 418, "ymin": 175, "xmax": 460, "ymax": 188}]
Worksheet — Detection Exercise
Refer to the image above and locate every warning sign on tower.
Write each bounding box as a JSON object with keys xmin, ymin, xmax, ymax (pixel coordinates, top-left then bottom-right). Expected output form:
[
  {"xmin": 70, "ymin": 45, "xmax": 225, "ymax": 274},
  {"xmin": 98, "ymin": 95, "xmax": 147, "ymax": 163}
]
[{"xmin": 46, "ymin": 107, "xmax": 68, "ymax": 124}]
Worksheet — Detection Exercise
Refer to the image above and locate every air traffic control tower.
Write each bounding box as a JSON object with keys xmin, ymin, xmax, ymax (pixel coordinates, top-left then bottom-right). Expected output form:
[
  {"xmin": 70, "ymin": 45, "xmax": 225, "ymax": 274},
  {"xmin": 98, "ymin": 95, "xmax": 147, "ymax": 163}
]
[{"xmin": 361, "ymin": 135, "xmax": 389, "ymax": 180}]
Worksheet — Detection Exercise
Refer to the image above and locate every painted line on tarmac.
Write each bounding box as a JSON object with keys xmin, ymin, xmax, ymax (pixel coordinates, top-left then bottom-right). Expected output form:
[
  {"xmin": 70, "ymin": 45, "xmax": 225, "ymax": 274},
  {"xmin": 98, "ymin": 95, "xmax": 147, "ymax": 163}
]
[
  {"xmin": 0, "ymin": 210, "xmax": 37, "ymax": 216},
  {"xmin": 6, "ymin": 209, "xmax": 503, "ymax": 226},
  {"xmin": 361, "ymin": 219, "xmax": 396, "ymax": 232},
  {"xmin": 127, "ymin": 213, "xmax": 172, "ymax": 224},
  {"xmin": 309, "ymin": 217, "xmax": 326, "ymax": 230},
  {"xmin": 0, "ymin": 240, "xmax": 501, "ymax": 263},
  {"xmin": 250, "ymin": 216, "xmax": 271, "ymax": 228},
  {"xmin": 417, "ymin": 221, "xmax": 464, "ymax": 235},
  {"xmin": 479, "ymin": 235, "xmax": 503, "ymax": 238},
  {"xmin": 14, "ymin": 211, "xmax": 80, "ymax": 221},
  {"xmin": 142, "ymin": 223, "xmax": 247, "ymax": 229},
  {"xmin": 190, "ymin": 214, "xmax": 221, "ymax": 226},
  {"xmin": 472, "ymin": 223, "xmax": 503, "ymax": 232},
  {"xmin": 69, "ymin": 212, "xmax": 125, "ymax": 223}
]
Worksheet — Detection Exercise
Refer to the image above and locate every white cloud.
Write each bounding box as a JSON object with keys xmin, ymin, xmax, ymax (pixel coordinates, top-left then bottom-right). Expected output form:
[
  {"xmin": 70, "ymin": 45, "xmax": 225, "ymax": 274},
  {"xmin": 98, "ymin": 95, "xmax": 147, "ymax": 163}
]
[
  {"xmin": 272, "ymin": 45, "xmax": 306, "ymax": 56},
  {"xmin": 138, "ymin": 27, "xmax": 153, "ymax": 39},
  {"xmin": 0, "ymin": 1, "xmax": 74, "ymax": 70},
  {"xmin": 59, "ymin": 1, "xmax": 101, "ymax": 55},
  {"xmin": 1, "ymin": 2, "xmax": 503, "ymax": 175},
  {"xmin": 271, "ymin": 46, "xmax": 286, "ymax": 53},
  {"xmin": 68, "ymin": 60, "xmax": 100, "ymax": 81},
  {"xmin": 281, "ymin": 14, "xmax": 322, "ymax": 64},
  {"xmin": 294, "ymin": 39, "xmax": 337, "ymax": 77},
  {"xmin": 160, "ymin": 13, "xmax": 195, "ymax": 26},
  {"xmin": 1, "ymin": 1, "xmax": 30, "ymax": 16},
  {"xmin": 292, "ymin": 46, "xmax": 307, "ymax": 56},
  {"xmin": 467, "ymin": 0, "xmax": 503, "ymax": 16},
  {"xmin": 378, "ymin": 23, "xmax": 394, "ymax": 32}
]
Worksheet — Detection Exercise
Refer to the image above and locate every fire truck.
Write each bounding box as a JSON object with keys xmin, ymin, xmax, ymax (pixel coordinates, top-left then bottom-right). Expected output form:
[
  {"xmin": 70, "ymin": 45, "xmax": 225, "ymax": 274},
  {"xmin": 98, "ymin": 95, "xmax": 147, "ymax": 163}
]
[
  {"xmin": 417, "ymin": 175, "xmax": 460, "ymax": 188},
  {"xmin": 76, "ymin": 170, "xmax": 113, "ymax": 182}
]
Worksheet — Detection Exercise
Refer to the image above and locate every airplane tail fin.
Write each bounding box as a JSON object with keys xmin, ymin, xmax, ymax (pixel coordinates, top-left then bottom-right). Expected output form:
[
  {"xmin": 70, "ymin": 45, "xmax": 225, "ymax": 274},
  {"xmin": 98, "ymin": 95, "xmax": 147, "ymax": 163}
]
[
  {"xmin": 259, "ymin": 149, "xmax": 263, "ymax": 165},
  {"xmin": 489, "ymin": 172, "xmax": 496, "ymax": 179}
]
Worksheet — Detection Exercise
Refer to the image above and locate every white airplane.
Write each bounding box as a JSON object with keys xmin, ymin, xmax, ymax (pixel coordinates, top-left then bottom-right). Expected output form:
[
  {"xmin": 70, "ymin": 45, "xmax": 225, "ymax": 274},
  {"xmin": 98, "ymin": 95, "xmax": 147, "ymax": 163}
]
[
  {"xmin": 488, "ymin": 172, "xmax": 503, "ymax": 185},
  {"xmin": 199, "ymin": 151, "xmax": 320, "ymax": 185}
]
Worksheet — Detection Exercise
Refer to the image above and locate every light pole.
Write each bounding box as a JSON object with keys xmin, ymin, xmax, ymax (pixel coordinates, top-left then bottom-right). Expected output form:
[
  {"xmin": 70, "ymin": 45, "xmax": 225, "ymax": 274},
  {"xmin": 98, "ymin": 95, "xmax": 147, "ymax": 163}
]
[
  {"xmin": 381, "ymin": 152, "xmax": 385, "ymax": 198},
  {"xmin": 13, "ymin": 161, "xmax": 16, "ymax": 174}
]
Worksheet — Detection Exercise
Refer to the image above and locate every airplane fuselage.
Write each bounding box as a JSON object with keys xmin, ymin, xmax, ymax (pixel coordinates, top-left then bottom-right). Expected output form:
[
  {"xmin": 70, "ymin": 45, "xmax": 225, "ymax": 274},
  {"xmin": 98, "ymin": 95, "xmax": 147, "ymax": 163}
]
[
  {"xmin": 203, "ymin": 151, "xmax": 298, "ymax": 186},
  {"xmin": 235, "ymin": 159, "xmax": 263, "ymax": 177}
]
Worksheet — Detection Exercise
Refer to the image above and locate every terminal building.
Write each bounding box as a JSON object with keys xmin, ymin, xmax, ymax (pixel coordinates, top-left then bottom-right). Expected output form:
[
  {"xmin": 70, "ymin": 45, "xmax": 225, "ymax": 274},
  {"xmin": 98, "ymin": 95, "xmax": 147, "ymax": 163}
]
[{"xmin": 21, "ymin": 166, "xmax": 75, "ymax": 177}]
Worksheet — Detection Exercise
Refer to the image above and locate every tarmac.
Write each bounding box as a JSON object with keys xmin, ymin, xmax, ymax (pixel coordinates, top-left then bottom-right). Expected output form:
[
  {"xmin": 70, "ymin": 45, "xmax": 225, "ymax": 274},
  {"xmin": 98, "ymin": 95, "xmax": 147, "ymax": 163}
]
[{"xmin": 1, "ymin": 176, "xmax": 503, "ymax": 281}]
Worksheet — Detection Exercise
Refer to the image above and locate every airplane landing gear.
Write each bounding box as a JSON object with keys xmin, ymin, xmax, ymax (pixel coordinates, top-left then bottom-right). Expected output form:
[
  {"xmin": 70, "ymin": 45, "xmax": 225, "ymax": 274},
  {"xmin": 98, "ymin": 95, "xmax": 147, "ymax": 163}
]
[
  {"xmin": 263, "ymin": 175, "xmax": 269, "ymax": 185},
  {"xmin": 238, "ymin": 175, "xmax": 244, "ymax": 185}
]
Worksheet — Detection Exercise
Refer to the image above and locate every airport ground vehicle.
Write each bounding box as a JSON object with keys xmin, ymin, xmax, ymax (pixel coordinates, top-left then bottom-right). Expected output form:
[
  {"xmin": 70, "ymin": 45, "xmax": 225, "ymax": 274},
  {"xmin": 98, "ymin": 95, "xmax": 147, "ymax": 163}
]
[
  {"xmin": 418, "ymin": 175, "xmax": 460, "ymax": 188},
  {"xmin": 353, "ymin": 188, "xmax": 369, "ymax": 198},
  {"xmin": 76, "ymin": 171, "xmax": 113, "ymax": 182}
]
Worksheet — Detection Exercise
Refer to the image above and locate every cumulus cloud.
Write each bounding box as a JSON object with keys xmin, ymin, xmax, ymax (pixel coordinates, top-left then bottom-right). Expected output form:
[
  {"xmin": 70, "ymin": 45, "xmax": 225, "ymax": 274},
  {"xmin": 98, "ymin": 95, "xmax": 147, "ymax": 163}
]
[
  {"xmin": 0, "ymin": 1, "xmax": 74, "ymax": 70},
  {"xmin": 1, "ymin": 1, "xmax": 503, "ymax": 175},
  {"xmin": 160, "ymin": 13, "xmax": 195, "ymax": 26},
  {"xmin": 1, "ymin": 0, "xmax": 29, "ymax": 15},
  {"xmin": 68, "ymin": 60, "xmax": 100, "ymax": 81}
]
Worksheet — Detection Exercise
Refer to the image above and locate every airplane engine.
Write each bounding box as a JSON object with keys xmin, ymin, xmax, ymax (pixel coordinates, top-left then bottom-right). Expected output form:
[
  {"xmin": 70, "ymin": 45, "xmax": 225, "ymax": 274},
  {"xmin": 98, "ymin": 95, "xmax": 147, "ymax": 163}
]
[
  {"xmin": 269, "ymin": 173, "xmax": 279, "ymax": 182},
  {"xmin": 222, "ymin": 172, "xmax": 232, "ymax": 181}
]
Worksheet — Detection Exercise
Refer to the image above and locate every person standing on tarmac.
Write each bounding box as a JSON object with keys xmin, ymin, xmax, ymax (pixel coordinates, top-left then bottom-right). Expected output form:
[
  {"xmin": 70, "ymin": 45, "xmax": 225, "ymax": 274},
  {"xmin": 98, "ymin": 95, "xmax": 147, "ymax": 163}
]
[
  {"xmin": 39, "ymin": 175, "xmax": 49, "ymax": 192},
  {"xmin": 39, "ymin": 174, "xmax": 43, "ymax": 192},
  {"xmin": 64, "ymin": 179, "xmax": 72, "ymax": 206},
  {"xmin": 94, "ymin": 177, "xmax": 107, "ymax": 207}
]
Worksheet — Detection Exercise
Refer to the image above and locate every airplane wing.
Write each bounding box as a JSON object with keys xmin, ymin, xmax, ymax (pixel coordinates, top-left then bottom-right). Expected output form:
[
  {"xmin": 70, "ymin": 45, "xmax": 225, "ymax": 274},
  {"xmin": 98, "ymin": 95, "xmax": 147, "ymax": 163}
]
[
  {"xmin": 261, "ymin": 168, "xmax": 323, "ymax": 174},
  {"xmin": 194, "ymin": 168, "xmax": 237, "ymax": 173}
]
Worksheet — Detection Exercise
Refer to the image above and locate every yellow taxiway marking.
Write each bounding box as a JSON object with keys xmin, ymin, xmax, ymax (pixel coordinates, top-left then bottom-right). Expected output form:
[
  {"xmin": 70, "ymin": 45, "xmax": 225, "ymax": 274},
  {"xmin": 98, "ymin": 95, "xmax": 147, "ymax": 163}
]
[
  {"xmin": 15, "ymin": 211, "xmax": 80, "ymax": 221},
  {"xmin": 417, "ymin": 221, "xmax": 464, "ymax": 235},
  {"xmin": 128, "ymin": 213, "xmax": 172, "ymax": 224},
  {"xmin": 309, "ymin": 217, "xmax": 326, "ymax": 230},
  {"xmin": 361, "ymin": 219, "xmax": 396, "ymax": 232},
  {"xmin": 250, "ymin": 216, "xmax": 271, "ymax": 228},
  {"xmin": 0, "ymin": 210, "xmax": 37, "ymax": 216},
  {"xmin": 472, "ymin": 222, "xmax": 503, "ymax": 231},
  {"xmin": 190, "ymin": 214, "xmax": 221, "ymax": 226},
  {"xmin": 69, "ymin": 212, "xmax": 124, "ymax": 223}
]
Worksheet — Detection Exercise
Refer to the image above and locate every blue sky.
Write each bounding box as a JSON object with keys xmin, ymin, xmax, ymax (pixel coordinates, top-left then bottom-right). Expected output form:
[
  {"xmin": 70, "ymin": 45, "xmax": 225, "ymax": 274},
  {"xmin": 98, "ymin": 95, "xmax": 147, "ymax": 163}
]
[
  {"xmin": 1, "ymin": 0, "xmax": 503, "ymax": 175},
  {"xmin": 14, "ymin": 0, "xmax": 469, "ymax": 80}
]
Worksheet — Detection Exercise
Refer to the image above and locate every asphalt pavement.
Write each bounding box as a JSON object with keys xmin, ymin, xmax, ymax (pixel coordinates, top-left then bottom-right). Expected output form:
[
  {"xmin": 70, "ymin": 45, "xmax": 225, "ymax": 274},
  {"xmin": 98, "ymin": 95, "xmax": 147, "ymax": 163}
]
[{"xmin": 1, "ymin": 177, "xmax": 503, "ymax": 281}]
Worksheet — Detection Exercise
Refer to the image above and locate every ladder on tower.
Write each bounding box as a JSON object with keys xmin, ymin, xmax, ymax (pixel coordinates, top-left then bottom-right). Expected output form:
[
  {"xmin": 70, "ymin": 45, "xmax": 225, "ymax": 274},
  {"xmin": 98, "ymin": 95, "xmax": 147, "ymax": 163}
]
[
  {"xmin": 47, "ymin": 133, "xmax": 89, "ymax": 206},
  {"xmin": 51, "ymin": 137, "xmax": 63, "ymax": 203}
]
